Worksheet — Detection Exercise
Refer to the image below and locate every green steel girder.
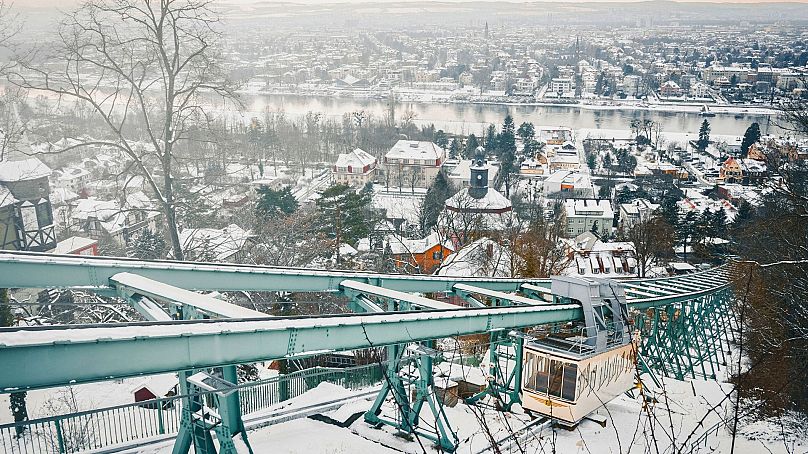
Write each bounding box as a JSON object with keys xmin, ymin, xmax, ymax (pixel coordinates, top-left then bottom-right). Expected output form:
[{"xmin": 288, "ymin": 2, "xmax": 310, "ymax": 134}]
[
  {"xmin": 0, "ymin": 304, "xmax": 583, "ymax": 392},
  {"xmin": 635, "ymin": 288, "xmax": 733, "ymax": 380},
  {"xmin": 0, "ymin": 251, "xmax": 729, "ymax": 301},
  {"xmin": 0, "ymin": 251, "xmax": 545, "ymax": 293},
  {"xmin": 111, "ymin": 273, "xmax": 255, "ymax": 454},
  {"xmin": 365, "ymin": 343, "xmax": 459, "ymax": 452}
]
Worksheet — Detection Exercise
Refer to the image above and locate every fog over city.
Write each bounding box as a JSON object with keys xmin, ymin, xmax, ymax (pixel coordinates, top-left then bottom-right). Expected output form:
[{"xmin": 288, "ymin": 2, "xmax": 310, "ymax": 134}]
[{"xmin": 0, "ymin": 0, "xmax": 807, "ymax": 453}]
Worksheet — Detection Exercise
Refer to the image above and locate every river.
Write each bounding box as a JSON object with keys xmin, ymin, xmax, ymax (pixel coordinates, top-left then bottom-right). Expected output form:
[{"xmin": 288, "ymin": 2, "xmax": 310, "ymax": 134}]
[{"xmin": 234, "ymin": 93, "xmax": 782, "ymax": 137}]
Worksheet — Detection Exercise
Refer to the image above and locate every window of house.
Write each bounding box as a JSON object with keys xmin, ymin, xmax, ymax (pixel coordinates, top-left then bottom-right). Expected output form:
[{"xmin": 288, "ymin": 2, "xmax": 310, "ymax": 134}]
[
  {"xmin": 432, "ymin": 250, "xmax": 442, "ymax": 260},
  {"xmin": 20, "ymin": 204, "xmax": 38, "ymax": 231}
]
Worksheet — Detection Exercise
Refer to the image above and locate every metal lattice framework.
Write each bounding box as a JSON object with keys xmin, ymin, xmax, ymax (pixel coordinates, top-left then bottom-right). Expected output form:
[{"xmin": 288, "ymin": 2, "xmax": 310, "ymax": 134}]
[{"xmin": 0, "ymin": 251, "xmax": 736, "ymax": 453}]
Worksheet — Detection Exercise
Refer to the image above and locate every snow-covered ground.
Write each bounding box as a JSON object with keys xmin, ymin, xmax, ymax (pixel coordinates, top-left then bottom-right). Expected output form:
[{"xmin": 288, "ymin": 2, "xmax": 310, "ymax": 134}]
[{"xmin": 117, "ymin": 374, "xmax": 801, "ymax": 454}]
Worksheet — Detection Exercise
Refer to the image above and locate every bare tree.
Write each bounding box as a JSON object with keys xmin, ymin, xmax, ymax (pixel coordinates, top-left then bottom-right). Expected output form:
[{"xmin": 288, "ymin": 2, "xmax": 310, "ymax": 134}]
[
  {"xmin": 6, "ymin": 0, "xmax": 239, "ymax": 259},
  {"xmin": 627, "ymin": 215, "xmax": 674, "ymax": 278}
]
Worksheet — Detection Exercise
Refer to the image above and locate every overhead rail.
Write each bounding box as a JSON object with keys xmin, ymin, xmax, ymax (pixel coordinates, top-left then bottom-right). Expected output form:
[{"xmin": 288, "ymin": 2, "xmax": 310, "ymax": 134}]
[
  {"xmin": 0, "ymin": 304, "xmax": 583, "ymax": 391},
  {"xmin": 0, "ymin": 251, "xmax": 543, "ymax": 293},
  {"xmin": 0, "ymin": 251, "xmax": 731, "ymax": 299}
]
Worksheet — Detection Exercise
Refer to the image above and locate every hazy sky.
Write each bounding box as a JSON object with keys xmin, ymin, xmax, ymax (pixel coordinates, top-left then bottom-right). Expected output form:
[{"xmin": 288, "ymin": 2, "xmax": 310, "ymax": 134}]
[{"xmin": 10, "ymin": 0, "xmax": 808, "ymax": 7}]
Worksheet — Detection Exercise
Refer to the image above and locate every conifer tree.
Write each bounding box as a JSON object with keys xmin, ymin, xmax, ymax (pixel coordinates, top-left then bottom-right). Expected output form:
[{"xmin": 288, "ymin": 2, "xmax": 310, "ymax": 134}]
[
  {"xmin": 697, "ymin": 119, "xmax": 711, "ymax": 151},
  {"xmin": 741, "ymin": 122, "xmax": 761, "ymax": 157}
]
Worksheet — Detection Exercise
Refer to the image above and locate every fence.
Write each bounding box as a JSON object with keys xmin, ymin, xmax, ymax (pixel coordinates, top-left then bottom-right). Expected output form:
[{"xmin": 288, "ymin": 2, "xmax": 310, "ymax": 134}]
[{"xmin": 0, "ymin": 363, "xmax": 386, "ymax": 454}]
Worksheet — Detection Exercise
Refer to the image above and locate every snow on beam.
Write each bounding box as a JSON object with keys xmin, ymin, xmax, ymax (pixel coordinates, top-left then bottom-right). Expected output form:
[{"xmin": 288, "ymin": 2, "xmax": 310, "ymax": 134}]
[
  {"xmin": 339, "ymin": 280, "xmax": 459, "ymax": 311},
  {"xmin": 453, "ymin": 283, "xmax": 555, "ymax": 306},
  {"xmin": 0, "ymin": 304, "xmax": 583, "ymax": 391},
  {"xmin": 110, "ymin": 272, "xmax": 267, "ymax": 319},
  {"xmin": 129, "ymin": 296, "xmax": 173, "ymax": 322}
]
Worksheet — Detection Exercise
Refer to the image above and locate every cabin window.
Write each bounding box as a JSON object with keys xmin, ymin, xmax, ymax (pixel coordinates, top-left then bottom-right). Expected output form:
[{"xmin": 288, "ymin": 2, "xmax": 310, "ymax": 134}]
[
  {"xmin": 523, "ymin": 353, "xmax": 549, "ymax": 394},
  {"xmin": 562, "ymin": 363, "xmax": 578, "ymax": 401},
  {"xmin": 548, "ymin": 360, "xmax": 563, "ymax": 398},
  {"xmin": 534, "ymin": 356, "xmax": 549, "ymax": 394}
]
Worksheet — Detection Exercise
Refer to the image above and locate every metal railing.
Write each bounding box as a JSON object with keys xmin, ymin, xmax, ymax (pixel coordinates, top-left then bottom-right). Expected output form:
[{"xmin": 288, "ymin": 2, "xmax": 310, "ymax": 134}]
[{"xmin": 0, "ymin": 363, "xmax": 386, "ymax": 454}]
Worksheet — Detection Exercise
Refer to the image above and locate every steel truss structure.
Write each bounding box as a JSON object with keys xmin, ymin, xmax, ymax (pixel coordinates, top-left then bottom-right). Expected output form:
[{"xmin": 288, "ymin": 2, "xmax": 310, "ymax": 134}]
[{"xmin": 0, "ymin": 252, "xmax": 736, "ymax": 453}]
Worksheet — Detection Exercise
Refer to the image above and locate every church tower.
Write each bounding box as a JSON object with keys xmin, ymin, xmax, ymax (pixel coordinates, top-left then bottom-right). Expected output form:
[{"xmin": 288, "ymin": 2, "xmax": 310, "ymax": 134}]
[{"xmin": 468, "ymin": 147, "xmax": 489, "ymax": 199}]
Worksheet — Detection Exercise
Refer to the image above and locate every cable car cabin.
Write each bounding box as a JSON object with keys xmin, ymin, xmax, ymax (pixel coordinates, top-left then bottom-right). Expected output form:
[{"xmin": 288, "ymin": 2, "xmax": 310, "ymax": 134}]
[{"xmin": 520, "ymin": 276, "xmax": 637, "ymax": 425}]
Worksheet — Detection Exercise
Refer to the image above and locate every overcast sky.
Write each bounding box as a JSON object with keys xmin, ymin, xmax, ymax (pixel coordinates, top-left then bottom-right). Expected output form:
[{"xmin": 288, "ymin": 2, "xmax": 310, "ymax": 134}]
[{"xmin": 10, "ymin": 0, "xmax": 808, "ymax": 7}]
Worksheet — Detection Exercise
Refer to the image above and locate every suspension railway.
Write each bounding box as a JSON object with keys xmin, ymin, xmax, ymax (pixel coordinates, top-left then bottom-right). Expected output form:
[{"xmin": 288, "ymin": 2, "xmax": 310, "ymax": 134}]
[{"xmin": 0, "ymin": 251, "xmax": 736, "ymax": 453}]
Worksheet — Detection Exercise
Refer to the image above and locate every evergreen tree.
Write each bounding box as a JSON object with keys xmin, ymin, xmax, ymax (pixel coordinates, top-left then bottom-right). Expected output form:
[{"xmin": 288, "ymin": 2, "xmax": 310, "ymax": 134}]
[
  {"xmin": 696, "ymin": 119, "xmax": 711, "ymax": 152},
  {"xmin": 434, "ymin": 129, "xmax": 449, "ymax": 150},
  {"xmin": 658, "ymin": 196, "xmax": 680, "ymax": 229},
  {"xmin": 677, "ymin": 211, "xmax": 703, "ymax": 261},
  {"xmin": 586, "ymin": 153, "xmax": 597, "ymax": 171},
  {"xmin": 419, "ymin": 172, "xmax": 454, "ymax": 234},
  {"xmin": 0, "ymin": 288, "xmax": 12, "ymax": 327},
  {"xmin": 316, "ymin": 184, "xmax": 373, "ymax": 262},
  {"xmin": 497, "ymin": 115, "xmax": 517, "ymax": 197},
  {"xmin": 615, "ymin": 185, "xmax": 635, "ymax": 205},
  {"xmin": 128, "ymin": 229, "xmax": 168, "ymax": 260},
  {"xmin": 448, "ymin": 138, "xmax": 462, "ymax": 159},
  {"xmin": 256, "ymin": 186, "xmax": 299, "ymax": 218},
  {"xmin": 484, "ymin": 124, "xmax": 498, "ymax": 153},
  {"xmin": 711, "ymin": 207, "xmax": 728, "ymax": 239},
  {"xmin": 602, "ymin": 153, "xmax": 613, "ymax": 172},
  {"xmin": 517, "ymin": 121, "xmax": 536, "ymax": 152},
  {"xmin": 615, "ymin": 148, "xmax": 638, "ymax": 175},
  {"xmin": 740, "ymin": 122, "xmax": 761, "ymax": 157},
  {"xmin": 464, "ymin": 134, "xmax": 479, "ymax": 159}
]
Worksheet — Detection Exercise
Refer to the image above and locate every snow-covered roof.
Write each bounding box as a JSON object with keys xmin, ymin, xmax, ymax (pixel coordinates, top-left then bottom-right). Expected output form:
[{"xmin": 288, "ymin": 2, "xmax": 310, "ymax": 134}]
[
  {"xmin": 445, "ymin": 188, "xmax": 512, "ymax": 212},
  {"xmin": 385, "ymin": 140, "xmax": 444, "ymax": 161},
  {"xmin": 445, "ymin": 159, "xmax": 499, "ymax": 182},
  {"xmin": 50, "ymin": 187, "xmax": 80, "ymax": 205},
  {"xmin": 372, "ymin": 191, "xmax": 423, "ymax": 224},
  {"xmin": 0, "ymin": 186, "xmax": 17, "ymax": 208},
  {"xmin": 0, "ymin": 157, "xmax": 52, "ymax": 182},
  {"xmin": 385, "ymin": 231, "xmax": 454, "ymax": 255},
  {"xmin": 335, "ymin": 148, "xmax": 376, "ymax": 169},
  {"xmin": 180, "ymin": 224, "xmax": 253, "ymax": 262},
  {"xmin": 436, "ymin": 237, "xmax": 516, "ymax": 278},
  {"xmin": 565, "ymin": 199, "xmax": 613, "ymax": 218},
  {"xmin": 52, "ymin": 236, "xmax": 98, "ymax": 254}
]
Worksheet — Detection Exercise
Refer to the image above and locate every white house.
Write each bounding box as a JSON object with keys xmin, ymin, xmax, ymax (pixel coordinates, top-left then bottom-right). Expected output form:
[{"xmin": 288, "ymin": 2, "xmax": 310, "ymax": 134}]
[
  {"xmin": 332, "ymin": 148, "xmax": 377, "ymax": 187},
  {"xmin": 384, "ymin": 140, "xmax": 446, "ymax": 190}
]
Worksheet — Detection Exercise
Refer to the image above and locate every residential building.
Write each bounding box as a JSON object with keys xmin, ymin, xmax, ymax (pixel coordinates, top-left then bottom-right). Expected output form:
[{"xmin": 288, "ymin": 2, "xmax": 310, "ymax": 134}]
[
  {"xmin": 720, "ymin": 157, "xmax": 767, "ymax": 185},
  {"xmin": 71, "ymin": 192, "xmax": 161, "ymax": 247},
  {"xmin": 561, "ymin": 231, "xmax": 637, "ymax": 277},
  {"xmin": 550, "ymin": 77, "xmax": 573, "ymax": 94},
  {"xmin": 179, "ymin": 224, "xmax": 254, "ymax": 263},
  {"xmin": 384, "ymin": 140, "xmax": 446, "ymax": 190},
  {"xmin": 0, "ymin": 157, "xmax": 57, "ymax": 252},
  {"xmin": 548, "ymin": 154, "xmax": 581, "ymax": 172},
  {"xmin": 384, "ymin": 231, "xmax": 454, "ymax": 274},
  {"xmin": 563, "ymin": 199, "xmax": 614, "ymax": 237},
  {"xmin": 332, "ymin": 148, "xmax": 377, "ymax": 187},
  {"xmin": 618, "ymin": 199, "xmax": 660, "ymax": 231},
  {"xmin": 543, "ymin": 170, "xmax": 594, "ymax": 198},
  {"xmin": 659, "ymin": 80, "xmax": 684, "ymax": 97}
]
